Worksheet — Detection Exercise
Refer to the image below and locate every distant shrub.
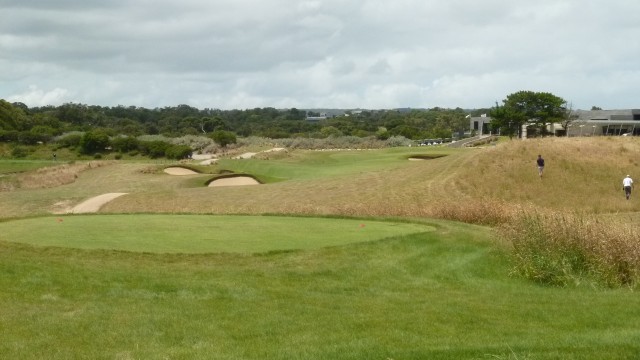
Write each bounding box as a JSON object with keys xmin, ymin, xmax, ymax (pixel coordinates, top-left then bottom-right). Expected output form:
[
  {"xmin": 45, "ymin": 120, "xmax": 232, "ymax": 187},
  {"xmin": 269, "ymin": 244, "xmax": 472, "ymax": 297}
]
[
  {"xmin": 56, "ymin": 133, "xmax": 83, "ymax": 149},
  {"xmin": 210, "ymin": 130, "xmax": 237, "ymax": 147},
  {"xmin": 111, "ymin": 136, "xmax": 139, "ymax": 153},
  {"xmin": 172, "ymin": 135, "xmax": 213, "ymax": 151},
  {"xmin": 165, "ymin": 144, "xmax": 193, "ymax": 160},
  {"xmin": 11, "ymin": 146, "xmax": 29, "ymax": 158},
  {"xmin": 137, "ymin": 135, "xmax": 170, "ymax": 143},
  {"xmin": 80, "ymin": 130, "xmax": 110, "ymax": 154},
  {"xmin": 0, "ymin": 130, "xmax": 19, "ymax": 142},
  {"xmin": 138, "ymin": 140, "xmax": 170, "ymax": 158},
  {"xmin": 385, "ymin": 136, "xmax": 412, "ymax": 147}
]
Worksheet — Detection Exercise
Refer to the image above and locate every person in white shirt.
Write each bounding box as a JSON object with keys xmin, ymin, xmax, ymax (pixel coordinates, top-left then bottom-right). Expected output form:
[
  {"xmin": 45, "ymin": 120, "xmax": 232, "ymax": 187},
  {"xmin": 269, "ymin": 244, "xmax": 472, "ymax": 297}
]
[{"xmin": 622, "ymin": 175, "xmax": 634, "ymax": 200}]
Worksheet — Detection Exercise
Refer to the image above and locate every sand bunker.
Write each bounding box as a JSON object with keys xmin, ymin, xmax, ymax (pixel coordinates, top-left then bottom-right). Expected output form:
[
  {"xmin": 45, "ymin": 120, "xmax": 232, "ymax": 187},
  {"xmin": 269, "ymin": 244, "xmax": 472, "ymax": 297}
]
[
  {"xmin": 408, "ymin": 155, "xmax": 447, "ymax": 161},
  {"xmin": 208, "ymin": 176, "xmax": 260, "ymax": 187},
  {"xmin": 71, "ymin": 193, "xmax": 128, "ymax": 214},
  {"xmin": 164, "ymin": 167, "xmax": 199, "ymax": 175}
]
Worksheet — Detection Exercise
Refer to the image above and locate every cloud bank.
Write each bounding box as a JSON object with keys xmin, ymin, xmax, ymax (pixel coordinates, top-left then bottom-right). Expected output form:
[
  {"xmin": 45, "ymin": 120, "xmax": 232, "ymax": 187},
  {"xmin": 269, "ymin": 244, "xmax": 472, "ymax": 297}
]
[{"xmin": 2, "ymin": 0, "xmax": 639, "ymax": 110}]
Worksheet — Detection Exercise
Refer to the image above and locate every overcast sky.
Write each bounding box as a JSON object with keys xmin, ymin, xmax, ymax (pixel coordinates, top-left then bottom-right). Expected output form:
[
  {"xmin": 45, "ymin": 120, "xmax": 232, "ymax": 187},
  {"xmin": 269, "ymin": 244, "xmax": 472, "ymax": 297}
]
[{"xmin": 1, "ymin": 0, "xmax": 639, "ymax": 110}]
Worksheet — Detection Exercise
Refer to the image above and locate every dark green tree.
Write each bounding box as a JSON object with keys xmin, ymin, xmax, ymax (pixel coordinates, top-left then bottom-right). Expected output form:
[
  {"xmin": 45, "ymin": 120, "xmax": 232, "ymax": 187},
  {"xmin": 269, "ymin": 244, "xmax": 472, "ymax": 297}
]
[
  {"xmin": 0, "ymin": 99, "xmax": 28, "ymax": 130},
  {"xmin": 80, "ymin": 129, "xmax": 110, "ymax": 154},
  {"xmin": 111, "ymin": 136, "xmax": 139, "ymax": 153},
  {"xmin": 490, "ymin": 91, "xmax": 566, "ymax": 138},
  {"xmin": 210, "ymin": 130, "xmax": 237, "ymax": 147},
  {"xmin": 165, "ymin": 145, "xmax": 193, "ymax": 159}
]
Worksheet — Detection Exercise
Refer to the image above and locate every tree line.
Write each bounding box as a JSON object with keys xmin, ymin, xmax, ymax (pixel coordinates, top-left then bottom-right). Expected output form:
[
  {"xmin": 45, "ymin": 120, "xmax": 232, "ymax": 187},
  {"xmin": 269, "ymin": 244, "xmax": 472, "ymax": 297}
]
[
  {"xmin": 0, "ymin": 100, "xmax": 476, "ymax": 145},
  {"xmin": 1, "ymin": 90, "xmax": 570, "ymax": 158}
]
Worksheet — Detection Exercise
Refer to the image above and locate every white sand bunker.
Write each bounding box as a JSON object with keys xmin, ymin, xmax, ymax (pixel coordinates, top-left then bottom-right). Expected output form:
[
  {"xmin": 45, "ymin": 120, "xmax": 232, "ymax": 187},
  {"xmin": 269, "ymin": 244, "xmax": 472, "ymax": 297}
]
[
  {"xmin": 208, "ymin": 176, "xmax": 260, "ymax": 187},
  {"xmin": 71, "ymin": 193, "xmax": 128, "ymax": 214},
  {"xmin": 164, "ymin": 167, "xmax": 199, "ymax": 175}
]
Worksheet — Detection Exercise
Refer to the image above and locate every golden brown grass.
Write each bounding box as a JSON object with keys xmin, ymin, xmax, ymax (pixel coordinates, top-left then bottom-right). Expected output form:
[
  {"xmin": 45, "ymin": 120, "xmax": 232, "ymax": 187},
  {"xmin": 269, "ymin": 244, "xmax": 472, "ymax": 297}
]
[
  {"xmin": 499, "ymin": 210, "xmax": 640, "ymax": 287},
  {"xmin": 2, "ymin": 161, "xmax": 113, "ymax": 191},
  {"xmin": 456, "ymin": 136, "xmax": 640, "ymax": 213}
]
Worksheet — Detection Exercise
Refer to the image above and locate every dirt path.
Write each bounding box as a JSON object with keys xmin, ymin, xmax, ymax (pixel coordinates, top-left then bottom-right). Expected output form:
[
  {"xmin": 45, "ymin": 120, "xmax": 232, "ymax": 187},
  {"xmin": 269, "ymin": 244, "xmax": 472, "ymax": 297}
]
[{"xmin": 71, "ymin": 193, "xmax": 128, "ymax": 214}]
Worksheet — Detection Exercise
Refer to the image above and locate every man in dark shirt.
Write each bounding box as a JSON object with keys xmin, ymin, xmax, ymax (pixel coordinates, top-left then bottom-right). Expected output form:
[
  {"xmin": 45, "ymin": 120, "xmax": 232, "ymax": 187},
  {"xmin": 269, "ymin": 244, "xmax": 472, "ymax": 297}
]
[{"xmin": 537, "ymin": 155, "xmax": 545, "ymax": 178}]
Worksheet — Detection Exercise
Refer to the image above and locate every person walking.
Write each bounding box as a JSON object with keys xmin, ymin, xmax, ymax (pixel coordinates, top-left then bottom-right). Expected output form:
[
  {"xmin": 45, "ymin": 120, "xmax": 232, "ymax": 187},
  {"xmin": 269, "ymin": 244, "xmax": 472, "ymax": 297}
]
[
  {"xmin": 536, "ymin": 155, "xmax": 545, "ymax": 178},
  {"xmin": 623, "ymin": 174, "xmax": 634, "ymax": 200}
]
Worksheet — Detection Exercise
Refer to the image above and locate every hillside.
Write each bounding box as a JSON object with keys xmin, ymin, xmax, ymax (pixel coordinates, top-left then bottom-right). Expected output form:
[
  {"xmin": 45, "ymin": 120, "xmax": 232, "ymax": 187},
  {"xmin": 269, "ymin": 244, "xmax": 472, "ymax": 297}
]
[{"xmin": 2, "ymin": 136, "xmax": 638, "ymax": 220}]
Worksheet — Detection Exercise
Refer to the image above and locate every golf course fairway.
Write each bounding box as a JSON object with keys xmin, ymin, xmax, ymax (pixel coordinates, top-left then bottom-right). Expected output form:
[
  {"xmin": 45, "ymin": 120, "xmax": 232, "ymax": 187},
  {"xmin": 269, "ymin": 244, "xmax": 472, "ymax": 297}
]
[{"xmin": 0, "ymin": 214, "xmax": 435, "ymax": 253}]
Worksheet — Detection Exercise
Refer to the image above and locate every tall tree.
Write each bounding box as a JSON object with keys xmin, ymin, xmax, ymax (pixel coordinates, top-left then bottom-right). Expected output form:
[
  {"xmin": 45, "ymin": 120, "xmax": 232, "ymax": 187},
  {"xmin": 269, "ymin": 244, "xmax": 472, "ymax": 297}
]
[{"xmin": 490, "ymin": 91, "xmax": 566, "ymax": 138}]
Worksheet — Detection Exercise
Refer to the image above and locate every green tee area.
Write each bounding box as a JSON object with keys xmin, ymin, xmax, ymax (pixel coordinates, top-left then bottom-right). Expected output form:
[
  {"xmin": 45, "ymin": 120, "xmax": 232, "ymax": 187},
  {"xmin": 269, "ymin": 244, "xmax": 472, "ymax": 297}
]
[{"xmin": 0, "ymin": 214, "xmax": 434, "ymax": 253}]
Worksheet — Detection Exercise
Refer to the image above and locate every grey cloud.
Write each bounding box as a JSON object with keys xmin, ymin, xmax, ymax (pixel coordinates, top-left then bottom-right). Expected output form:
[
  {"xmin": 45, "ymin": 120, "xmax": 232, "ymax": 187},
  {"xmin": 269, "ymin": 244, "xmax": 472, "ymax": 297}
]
[{"xmin": 2, "ymin": 0, "xmax": 640, "ymax": 109}]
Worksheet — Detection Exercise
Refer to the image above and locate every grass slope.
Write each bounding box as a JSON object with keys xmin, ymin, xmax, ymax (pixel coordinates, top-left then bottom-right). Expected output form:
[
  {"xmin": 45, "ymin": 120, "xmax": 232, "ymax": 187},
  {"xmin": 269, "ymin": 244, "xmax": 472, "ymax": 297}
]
[{"xmin": 2, "ymin": 220, "xmax": 639, "ymax": 359}]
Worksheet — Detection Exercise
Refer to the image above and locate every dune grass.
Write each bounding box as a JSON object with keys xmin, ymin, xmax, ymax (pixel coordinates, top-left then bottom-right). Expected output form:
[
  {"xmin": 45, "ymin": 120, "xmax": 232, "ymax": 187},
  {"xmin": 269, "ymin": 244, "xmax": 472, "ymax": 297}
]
[{"xmin": 0, "ymin": 214, "xmax": 434, "ymax": 253}]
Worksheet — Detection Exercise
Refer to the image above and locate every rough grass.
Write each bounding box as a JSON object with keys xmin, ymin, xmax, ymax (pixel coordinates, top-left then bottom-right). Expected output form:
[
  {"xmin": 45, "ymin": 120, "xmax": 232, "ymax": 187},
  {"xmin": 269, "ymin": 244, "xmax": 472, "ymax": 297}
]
[
  {"xmin": 0, "ymin": 161, "xmax": 112, "ymax": 191},
  {"xmin": 499, "ymin": 210, "xmax": 640, "ymax": 288}
]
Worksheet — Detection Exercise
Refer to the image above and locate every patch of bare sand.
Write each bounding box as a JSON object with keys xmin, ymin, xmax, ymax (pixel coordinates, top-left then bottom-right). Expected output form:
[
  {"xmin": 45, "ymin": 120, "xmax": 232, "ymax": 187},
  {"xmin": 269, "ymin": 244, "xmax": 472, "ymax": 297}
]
[
  {"xmin": 208, "ymin": 176, "xmax": 260, "ymax": 187},
  {"xmin": 199, "ymin": 159, "xmax": 218, "ymax": 165},
  {"xmin": 234, "ymin": 147, "xmax": 286, "ymax": 159},
  {"xmin": 263, "ymin": 147, "xmax": 285, "ymax": 153},
  {"xmin": 163, "ymin": 167, "xmax": 199, "ymax": 175},
  {"xmin": 191, "ymin": 154, "xmax": 214, "ymax": 160},
  {"xmin": 234, "ymin": 152, "xmax": 258, "ymax": 159},
  {"xmin": 71, "ymin": 193, "xmax": 128, "ymax": 214}
]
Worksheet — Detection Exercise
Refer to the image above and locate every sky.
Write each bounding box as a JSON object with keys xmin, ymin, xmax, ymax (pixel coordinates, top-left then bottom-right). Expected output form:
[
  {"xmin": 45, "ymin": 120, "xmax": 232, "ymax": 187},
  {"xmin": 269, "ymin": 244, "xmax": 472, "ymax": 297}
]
[{"xmin": 1, "ymin": 0, "xmax": 640, "ymax": 110}]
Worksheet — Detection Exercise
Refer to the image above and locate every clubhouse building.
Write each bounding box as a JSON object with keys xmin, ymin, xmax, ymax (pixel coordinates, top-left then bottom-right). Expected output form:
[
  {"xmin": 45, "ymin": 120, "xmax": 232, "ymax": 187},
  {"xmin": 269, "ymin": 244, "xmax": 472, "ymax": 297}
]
[{"xmin": 470, "ymin": 109, "xmax": 640, "ymax": 138}]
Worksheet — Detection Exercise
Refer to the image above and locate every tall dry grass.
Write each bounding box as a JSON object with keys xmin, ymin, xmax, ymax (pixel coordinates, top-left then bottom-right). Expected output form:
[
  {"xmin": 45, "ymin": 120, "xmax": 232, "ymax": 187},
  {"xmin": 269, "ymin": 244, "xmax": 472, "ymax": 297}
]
[
  {"xmin": 497, "ymin": 210, "xmax": 640, "ymax": 288},
  {"xmin": 6, "ymin": 161, "xmax": 113, "ymax": 191},
  {"xmin": 456, "ymin": 136, "xmax": 640, "ymax": 213}
]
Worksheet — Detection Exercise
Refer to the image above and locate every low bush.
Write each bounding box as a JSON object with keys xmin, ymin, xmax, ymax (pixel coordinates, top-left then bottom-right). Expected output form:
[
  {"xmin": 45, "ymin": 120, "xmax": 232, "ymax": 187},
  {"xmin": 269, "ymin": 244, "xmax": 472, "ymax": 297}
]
[{"xmin": 11, "ymin": 146, "xmax": 29, "ymax": 158}]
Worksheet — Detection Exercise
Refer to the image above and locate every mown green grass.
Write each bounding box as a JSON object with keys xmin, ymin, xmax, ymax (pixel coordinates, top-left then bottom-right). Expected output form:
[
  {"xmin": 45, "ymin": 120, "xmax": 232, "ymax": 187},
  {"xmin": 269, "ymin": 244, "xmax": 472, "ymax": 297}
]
[
  {"xmin": 2, "ymin": 220, "xmax": 639, "ymax": 359},
  {"xmin": 0, "ymin": 214, "xmax": 434, "ymax": 253},
  {"xmin": 216, "ymin": 147, "xmax": 454, "ymax": 182}
]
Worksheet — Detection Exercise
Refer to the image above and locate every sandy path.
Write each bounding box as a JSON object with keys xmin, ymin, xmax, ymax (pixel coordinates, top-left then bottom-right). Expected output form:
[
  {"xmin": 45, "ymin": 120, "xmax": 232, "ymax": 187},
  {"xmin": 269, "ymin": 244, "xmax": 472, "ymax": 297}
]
[
  {"xmin": 234, "ymin": 147, "xmax": 286, "ymax": 159},
  {"xmin": 71, "ymin": 193, "xmax": 128, "ymax": 214}
]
